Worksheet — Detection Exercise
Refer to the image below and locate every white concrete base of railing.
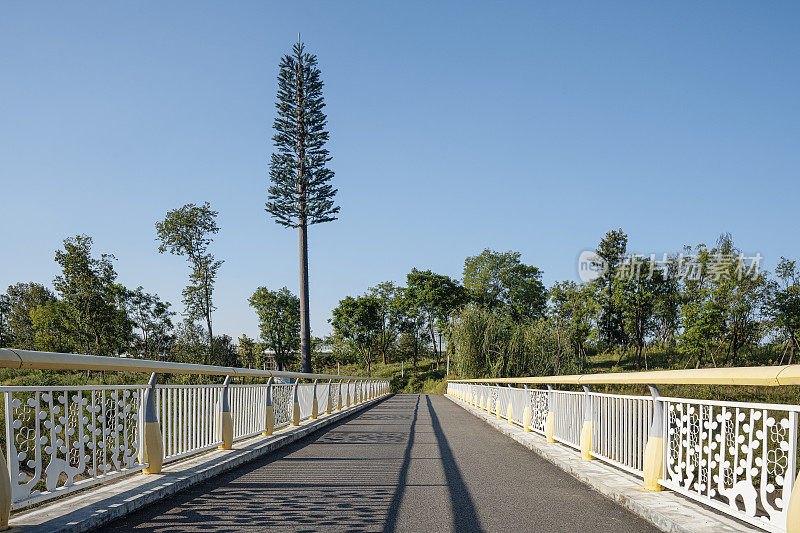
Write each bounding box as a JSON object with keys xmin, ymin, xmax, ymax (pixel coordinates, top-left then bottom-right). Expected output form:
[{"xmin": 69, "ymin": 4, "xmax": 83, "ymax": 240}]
[
  {"xmin": 9, "ymin": 393, "xmax": 392, "ymax": 533},
  {"xmin": 445, "ymin": 394, "xmax": 763, "ymax": 533}
]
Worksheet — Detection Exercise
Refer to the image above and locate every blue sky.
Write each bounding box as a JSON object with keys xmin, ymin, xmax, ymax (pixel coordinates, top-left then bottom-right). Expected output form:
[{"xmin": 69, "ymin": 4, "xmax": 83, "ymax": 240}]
[{"xmin": 1, "ymin": 2, "xmax": 798, "ymax": 340}]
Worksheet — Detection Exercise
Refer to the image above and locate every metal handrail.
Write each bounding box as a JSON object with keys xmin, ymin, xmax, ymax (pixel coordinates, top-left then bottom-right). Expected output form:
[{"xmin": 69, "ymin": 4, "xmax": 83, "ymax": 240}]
[
  {"xmin": 0, "ymin": 348, "xmax": 369, "ymax": 381},
  {"xmin": 447, "ymin": 364, "xmax": 800, "ymax": 386}
]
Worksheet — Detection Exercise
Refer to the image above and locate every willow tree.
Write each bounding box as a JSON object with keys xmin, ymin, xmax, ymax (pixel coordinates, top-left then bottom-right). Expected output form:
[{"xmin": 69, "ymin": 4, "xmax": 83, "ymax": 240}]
[{"xmin": 266, "ymin": 40, "xmax": 339, "ymax": 373}]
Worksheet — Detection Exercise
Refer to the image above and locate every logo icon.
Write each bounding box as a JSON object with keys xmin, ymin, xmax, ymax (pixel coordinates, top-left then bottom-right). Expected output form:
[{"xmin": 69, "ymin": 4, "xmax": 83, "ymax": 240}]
[{"xmin": 577, "ymin": 250, "xmax": 607, "ymax": 283}]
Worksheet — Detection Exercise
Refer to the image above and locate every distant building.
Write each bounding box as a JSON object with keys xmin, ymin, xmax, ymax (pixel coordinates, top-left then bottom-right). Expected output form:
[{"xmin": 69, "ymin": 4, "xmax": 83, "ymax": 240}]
[{"xmin": 261, "ymin": 345, "xmax": 335, "ymax": 371}]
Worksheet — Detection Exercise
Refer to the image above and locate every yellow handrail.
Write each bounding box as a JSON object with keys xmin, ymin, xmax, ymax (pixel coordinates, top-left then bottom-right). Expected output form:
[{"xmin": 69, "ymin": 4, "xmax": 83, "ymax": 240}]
[
  {"xmin": 448, "ymin": 364, "xmax": 800, "ymax": 386},
  {"xmin": 0, "ymin": 348, "xmax": 372, "ymax": 381}
]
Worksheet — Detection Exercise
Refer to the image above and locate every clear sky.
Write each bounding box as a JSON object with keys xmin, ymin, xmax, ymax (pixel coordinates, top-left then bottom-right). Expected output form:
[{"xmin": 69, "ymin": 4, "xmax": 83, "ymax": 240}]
[{"xmin": 1, "ymin": 2, "xmax": 798, "ymax": 341}]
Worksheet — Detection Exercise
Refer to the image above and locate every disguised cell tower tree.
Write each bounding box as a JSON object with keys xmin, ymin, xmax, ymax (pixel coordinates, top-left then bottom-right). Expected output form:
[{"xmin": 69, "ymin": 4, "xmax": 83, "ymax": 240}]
[{"xmin": 266, "ymin": 39, "xmax": 339, "ymax": 373}]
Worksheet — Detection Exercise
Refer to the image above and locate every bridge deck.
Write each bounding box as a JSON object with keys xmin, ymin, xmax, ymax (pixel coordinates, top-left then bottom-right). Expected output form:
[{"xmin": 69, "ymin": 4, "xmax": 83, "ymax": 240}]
[{"xmin": 106, "ymin": 394, "xmax": 659, "ymax": 532}]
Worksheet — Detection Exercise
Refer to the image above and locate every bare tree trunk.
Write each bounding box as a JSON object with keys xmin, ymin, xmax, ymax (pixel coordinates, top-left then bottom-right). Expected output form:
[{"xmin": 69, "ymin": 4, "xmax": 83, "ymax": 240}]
[{"xmin": 299, "ymin": 221, "xmax": 312, "ymax": 373}]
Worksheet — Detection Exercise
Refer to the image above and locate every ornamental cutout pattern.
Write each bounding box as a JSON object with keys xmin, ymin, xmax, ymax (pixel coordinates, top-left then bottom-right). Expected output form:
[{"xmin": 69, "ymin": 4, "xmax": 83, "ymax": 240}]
[
  {"xmin": 528, "ymin": 390, "xmax": 549, "ymax": 434},
  {"xmin": 4, "ymin": 387, "xmax": 143, "ymax": 508},
  {"xmin": 665, "ymin": 401, "xmax": 798, "ymax": 530},
  {"xmin": 272, "ymin": 385, "xmax": 292, "ymax": 428}
]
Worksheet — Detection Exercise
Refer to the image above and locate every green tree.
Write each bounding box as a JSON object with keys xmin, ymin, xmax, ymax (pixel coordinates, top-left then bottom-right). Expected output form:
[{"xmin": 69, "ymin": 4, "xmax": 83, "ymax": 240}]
[
  {"xmin": 770, "ymin": 257, "xmax": 800, "ymax": 364},
  {"xmin": 712, "ymin": 234, "xmax": 769, "ymax": 366},
  {"xmin": 330, "ymin": 295, "xmax": 381, "ymax": 376},
  {"xmin": 549, "ymin": 281, "xmax": 596, "ymax": 370},
  {"xmin": 407, "ymin": 269, "xmax": 467, "ymax": 369},
  {"xmin": 462, "ymin": 249, "xmax": 546, "ymax": 320},
  {"xmin": 30, "ymin": 300, "xmax": 72, "ymax": 353},
  {"xmin": 54, "ymin": 235, "xmax": 131, "ymax": 355},
  {"xmin": 393, "ymin": 287, "xmax": 428, "ymax": 370},
  {"xmin": 213, "ymin": 334, "xmax": 240, "ymax": 367},
  {"xmin": 249, "ymin": 287, "xmax": 300, "ymax": 371},
  {"xmin": 156, "ymin": 202, "xmax": 222, "ymax": 365},
  {"xmin": 594, "ymin": 229, "xmax": 628, "ymax": 349},
  {"xmin": 168, "ymin": 319, "xmax": 207, "ymax": 365},
  {"xmin": 617, "ymin": 257, "xmax": 667, "ymax": 369},
  {"xmin": 652, "ymin": 257, "xmax": 681, "ymax": 347},
  {"xmin": 266, "ymin": 40, "xmax": 340, "ymax": 374},
  {"xmin": 679, "ymin": 243, "xmax": 726, "ymax": 367},
  {"xmin": 237, "ymin": 334, "xmax": 262, "ymax": 369},
  {"xmin": 369, "ymin": 281, "xmax": 402, "ymax": 365},
  {"xmin": 4, "ymin": 282, "xmax": 59, "ymax": 349},
  {"xmin": 0, "ymin": 294, "xmax": 10, "ymax": 348},
  {"xmin": 127, "ymin": 287, "xmax": 175, "ymax": 358}
]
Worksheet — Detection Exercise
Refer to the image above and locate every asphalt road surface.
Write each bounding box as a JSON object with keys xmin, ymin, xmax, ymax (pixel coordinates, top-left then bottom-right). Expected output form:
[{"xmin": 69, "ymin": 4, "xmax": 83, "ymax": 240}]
[{"xmin": 104, "ymin": 394, "xmax": 659, "ymax": 532}]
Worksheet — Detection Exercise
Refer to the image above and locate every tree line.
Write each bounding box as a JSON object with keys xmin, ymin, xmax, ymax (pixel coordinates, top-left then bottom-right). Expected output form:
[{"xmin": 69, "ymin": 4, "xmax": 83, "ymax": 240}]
[
  {"xmin": 322, "ymin": 230, "xmax": 800, "ymax": 379},
  {"xmin": 0, "ymin": 203, "xmax": 237, "ymax": 369},
  {"xmin": 4, "ymin": 227, "xmax": 798, "ymax": 380},
  {"xmin": 452, "ymin": 230, "xmax": 800, "ymax": 379}
]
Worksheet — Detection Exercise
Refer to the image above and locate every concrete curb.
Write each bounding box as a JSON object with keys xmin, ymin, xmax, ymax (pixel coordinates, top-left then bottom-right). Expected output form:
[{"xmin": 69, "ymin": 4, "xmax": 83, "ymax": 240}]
[
  {"xmin": 10, "ymin": 394, "xmax": 392, "ymax": 533},
  {"xmin": 445, "ymin": 394, "xmax": 761, "ymax": 533}
]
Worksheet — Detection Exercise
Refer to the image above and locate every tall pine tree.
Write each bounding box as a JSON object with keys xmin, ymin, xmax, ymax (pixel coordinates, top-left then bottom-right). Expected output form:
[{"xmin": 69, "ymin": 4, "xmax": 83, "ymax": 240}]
[{"xmin": 266, "ymin": 39, "xmax": 339, "ymax": 373}]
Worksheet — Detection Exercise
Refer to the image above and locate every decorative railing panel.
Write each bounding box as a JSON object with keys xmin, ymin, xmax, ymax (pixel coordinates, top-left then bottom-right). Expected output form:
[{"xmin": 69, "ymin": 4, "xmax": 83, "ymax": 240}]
[
  {"xmin": 272, "ymin": 384, "xmax": 292, "ymax": 429},
  {"xmin": 3, "ymin": 385, "xmax": 145, "ymax": 509},
  {"xmin": 528, "ymin": 389, "xmax": 549, "ymax": 435},
  {"xmin": 662, "ymin": 398, "xmax": 799, "ymax": 533}
]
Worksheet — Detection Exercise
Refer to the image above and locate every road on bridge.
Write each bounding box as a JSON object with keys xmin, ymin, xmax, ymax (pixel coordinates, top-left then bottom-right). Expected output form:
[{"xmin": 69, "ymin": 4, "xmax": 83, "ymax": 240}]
[{"xmin": 106, "ymin": 394, "xmax": 659, "ymax": 532}]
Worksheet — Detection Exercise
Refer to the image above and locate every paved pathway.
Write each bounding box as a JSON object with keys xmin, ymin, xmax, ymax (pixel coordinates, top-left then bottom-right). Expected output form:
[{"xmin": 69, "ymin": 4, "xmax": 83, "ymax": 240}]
[{"xmin": 106, "ymin": 394, "xmax": 659, "ymax": 532}]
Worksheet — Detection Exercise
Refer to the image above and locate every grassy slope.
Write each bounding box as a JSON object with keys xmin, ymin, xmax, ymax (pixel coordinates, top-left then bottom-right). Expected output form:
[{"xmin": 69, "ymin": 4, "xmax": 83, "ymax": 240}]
[{"xmin": 332, "ymin": 350, "xmax": 800, "ymax": 404}]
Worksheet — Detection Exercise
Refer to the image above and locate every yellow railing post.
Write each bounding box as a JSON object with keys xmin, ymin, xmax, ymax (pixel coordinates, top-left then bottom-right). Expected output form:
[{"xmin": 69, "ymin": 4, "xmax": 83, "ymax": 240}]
[
  {"xmin": 579, "ymin": 385, "xmax": 593, "ymax": 460},
  {"xmin": 326, "ymin": 379, "xmax": 333, "ymax": 414},
  {"xmin": 311, "ymin": 379, "xmax": 319, "ymax": 419},
  {"xmin": 337, "ymin": 379, "xmax": 343, "ymax": 410},
  {"xmin": 219, "ymin": 376, "xmax": 233, "ymax": 450},
  {"xmin": 788, "ymin": 475, "xmax": 800, "ymax": 533},
  {"xmin": 506, "ymin": 385, "xmax": 514, "ymax": 424},
  {"xmin": 345, "ymin": 381, "xmax": 351, "ymax": 408},
  {"xmin": 263, "ymin": 377, "xmax": 275, "ymax": 436},
  {"xmin": 522, "ymin": 384, "xmax": 531, "ymax": 431},
  {"xmin": 643, "ymin": 385, "xmax": 664, "ymax": 491},
  {"xmin": 0, "ymin": 444, "xmax": 9, "ymax": 531},
  {"xmin": 140, "ymin": 373, "xmax": 164, "ymax": 474},
  {"xmin": 291, "ymin": 379, "xmax": 301, "ymax": 426},
  {"xmin": 545, "ymin": 385, "xmax": 556, "ymax": 443}
]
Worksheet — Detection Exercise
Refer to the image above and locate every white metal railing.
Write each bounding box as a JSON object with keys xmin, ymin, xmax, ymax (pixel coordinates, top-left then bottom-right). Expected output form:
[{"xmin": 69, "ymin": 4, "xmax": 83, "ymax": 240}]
[
  {"xmin": 230, "ymin": 384, "xmax": 268, "ymax": 443},
  {"xmin": 0, "ymin": 348, "xmax": 389, "ymax": 519},
  {"xmin": 156, "ymin": 384, "xmax": 223, "ymax": 462},
  {"xmin": 551, "ymin": 389, "xmax": 583, "ymax": 449},
  {"xmin": 2, "ymin": 385, "xmax": 146, "ymax": 509},
  {"xmin": 590, "ymin": 392, "xmax": 652, "ymax": 475},
  {"xmin": 661, "ymin": 397, "xmax": 799, "ymax": 532},
  {"xmin": 447, "ymin": 375, "xmax": 800, "ymax": 533}
]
